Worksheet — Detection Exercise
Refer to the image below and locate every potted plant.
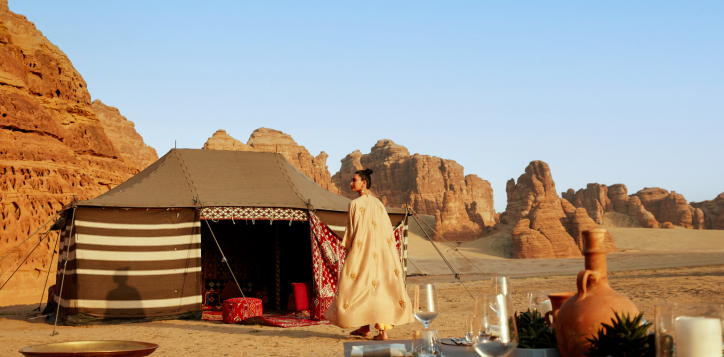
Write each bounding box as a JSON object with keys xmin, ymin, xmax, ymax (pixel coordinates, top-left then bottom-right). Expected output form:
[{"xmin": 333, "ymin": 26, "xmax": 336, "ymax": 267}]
[
  {"xmin": 585, "ymin": 311, "xmax": 654, "ymax": 357},
  {"xmin": 512, "ymin": 309, "xmax": 561, "ymax": 357}
]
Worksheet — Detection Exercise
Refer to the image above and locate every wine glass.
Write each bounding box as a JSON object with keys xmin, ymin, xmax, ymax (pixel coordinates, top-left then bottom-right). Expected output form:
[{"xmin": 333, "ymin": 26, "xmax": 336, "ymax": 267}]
[
  {"xmin": 412, "ymin": 329, "xmax": 442, "ymax": 357},
  {"xmin": 490, "ymin": 276, "xmax": 510, "ymax": 296},
  {"xmin": 527, "ymin": 291, "xmax": 552, "ymax": 315},
  {"xmin": 411, "ymin": 284, "xmax": 440, "ymax": 329},
  {"xmin": 473, "ymin": 294, "xmax": 518, "ymax": 357}
]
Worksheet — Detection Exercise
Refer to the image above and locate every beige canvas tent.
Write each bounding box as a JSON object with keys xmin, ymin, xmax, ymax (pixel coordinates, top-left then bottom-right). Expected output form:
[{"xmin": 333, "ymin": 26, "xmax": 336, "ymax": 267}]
[{"xmin": 53, "ymin": 149, "xmax": 409, "ymax": 323}]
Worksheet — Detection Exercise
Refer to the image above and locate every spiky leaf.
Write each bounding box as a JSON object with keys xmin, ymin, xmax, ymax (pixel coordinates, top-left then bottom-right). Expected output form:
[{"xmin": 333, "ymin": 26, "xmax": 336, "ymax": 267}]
[
  {"xmin": 515, "ymin": 309, "xmax": 558, "ymax": 349},
  {"xmin": 584, "ymin": 311, "xmax": 653, "ymax": 357}
]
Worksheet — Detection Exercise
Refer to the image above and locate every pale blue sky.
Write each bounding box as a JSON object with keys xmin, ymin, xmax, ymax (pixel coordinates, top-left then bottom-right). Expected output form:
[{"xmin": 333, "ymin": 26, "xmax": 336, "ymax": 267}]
[{"xmin": 10, "ymin": 1, "xmax": 723, "ymax": 212}]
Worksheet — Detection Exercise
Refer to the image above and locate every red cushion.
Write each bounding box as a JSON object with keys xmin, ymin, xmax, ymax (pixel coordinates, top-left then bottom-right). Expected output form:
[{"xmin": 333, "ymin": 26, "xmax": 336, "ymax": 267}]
[
  {"xmin": 219, "ymin": 281, "xmax": 243, "ymax": 302},
  {"xmin": 222, "ymin": 297, "xmax": 263, "ymax": 324},
  {"xmin": 292, "ymin": 282, "xmax": 312, "ymax": 312}
]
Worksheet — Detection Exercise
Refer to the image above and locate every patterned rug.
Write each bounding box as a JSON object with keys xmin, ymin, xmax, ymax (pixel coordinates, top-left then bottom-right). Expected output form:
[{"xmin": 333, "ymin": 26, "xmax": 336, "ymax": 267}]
[{"xmin": 201, "ymin": 310, "xmax": 329, "ymax": 328}]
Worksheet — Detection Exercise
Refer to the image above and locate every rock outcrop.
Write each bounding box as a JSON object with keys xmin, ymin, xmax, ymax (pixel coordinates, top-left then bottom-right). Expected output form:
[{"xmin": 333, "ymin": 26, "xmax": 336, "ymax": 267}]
[
  {"xmin": 691, "ymin": 193, "xmax": 724, "ymax": 230},
  {"xmin": 565, "ymin": 183, "xmax": 712, "ymax": 230},
  {"xmin": 563, "ymin": 183, "xmax": 613, "ymax": 225},
  {"xmin": 658, "ymin": 192, "xmax": 704, "ymax": 229},
  {"xmin": 92, "ymin": 100, "xmax": 157, "ymax": 171},
  {"xmin": 627, "ymin": 196, "xmax": 659, "ymax": 228},
  {"xmin": 203, "ymin": 129, "xmax": 255, "ymax": 151},
  {"xmin": 331, "ymin": 140, "xmax": 495, "ymax": 241},
  {"xmin": 634, "ymin": 187, "xmax": 670, "ymax": 222},
  {"xmin": 499, "ymin": 161, "xmax": 615, "ymax": 259},
  {"xmin": 0, "ymin": 2, "xmax": 141, "ymax": 305},
  {"xmin": 202, "ymin": 128, "xmax": 338, "ymax": 193},
  {"xmin": 607, "ymin": 184, "xmax": 630, "ymax": 213}
]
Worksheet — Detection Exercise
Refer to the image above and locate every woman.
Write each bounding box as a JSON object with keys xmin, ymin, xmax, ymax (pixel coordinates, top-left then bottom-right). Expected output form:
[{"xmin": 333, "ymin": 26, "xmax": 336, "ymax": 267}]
[{"xmin": 326, "ymin": 169, "xmax": 414, "ymax": 340}]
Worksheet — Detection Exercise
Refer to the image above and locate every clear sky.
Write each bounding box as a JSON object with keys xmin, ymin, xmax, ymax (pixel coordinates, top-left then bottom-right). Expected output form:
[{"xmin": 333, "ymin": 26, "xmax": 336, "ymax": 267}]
[{"xmin": 9, "ymin": 1, "xmax": 723, "ymax": 212}]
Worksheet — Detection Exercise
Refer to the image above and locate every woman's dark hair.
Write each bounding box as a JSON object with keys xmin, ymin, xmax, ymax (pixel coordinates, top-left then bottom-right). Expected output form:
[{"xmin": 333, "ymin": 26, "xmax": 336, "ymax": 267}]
[{"xmin": 355, "ymin": 168, "xmax": 373, "ymax": 189}]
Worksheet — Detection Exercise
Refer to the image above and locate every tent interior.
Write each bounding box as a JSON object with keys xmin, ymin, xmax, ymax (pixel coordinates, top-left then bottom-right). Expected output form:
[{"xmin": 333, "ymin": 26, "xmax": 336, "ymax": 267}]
[{"xmin": 200, "ymin": 218, "xmax": 314, "ymax": 311}]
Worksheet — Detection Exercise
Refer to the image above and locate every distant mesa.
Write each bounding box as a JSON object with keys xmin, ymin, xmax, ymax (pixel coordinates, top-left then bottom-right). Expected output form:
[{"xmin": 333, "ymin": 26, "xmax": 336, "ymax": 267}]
[{"xmin": 564, "ymin": 183, "xmax": 720, "ymax": 231}]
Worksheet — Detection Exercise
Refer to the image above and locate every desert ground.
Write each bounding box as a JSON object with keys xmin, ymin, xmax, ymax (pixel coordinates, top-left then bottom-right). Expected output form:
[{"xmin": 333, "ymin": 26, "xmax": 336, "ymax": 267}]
[{"xmin": 2, "ymin": 220, "xmax": 724, "ymax": 356}]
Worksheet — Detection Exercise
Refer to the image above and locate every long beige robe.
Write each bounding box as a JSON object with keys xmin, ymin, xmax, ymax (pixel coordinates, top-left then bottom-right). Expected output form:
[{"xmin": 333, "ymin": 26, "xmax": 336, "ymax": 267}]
[{"xmin": 326, "ymin": 193, "xmax": 415, "ymax": 328}]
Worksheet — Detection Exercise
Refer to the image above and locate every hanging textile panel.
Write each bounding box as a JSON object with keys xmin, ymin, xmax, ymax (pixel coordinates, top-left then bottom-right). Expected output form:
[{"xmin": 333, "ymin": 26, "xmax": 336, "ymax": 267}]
[
  {"xmin": 393, "ymin": 221, "xmax": 407, "ymax": 280},
  {"xmin": 308, "ymin": 212, "xmax": 347, "ymax": 320},
  {"xmin": 200, "ymin": 207, "xmax": 307, "ymax": 222},
  {"xmin": 55, "ymin": 207, "xmax": 202, "ymax": 317}
]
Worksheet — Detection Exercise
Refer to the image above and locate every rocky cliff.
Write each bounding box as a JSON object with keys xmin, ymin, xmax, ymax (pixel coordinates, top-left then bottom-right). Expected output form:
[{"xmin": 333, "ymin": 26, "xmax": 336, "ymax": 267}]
[
  {"xmin": 566, "ymin": 183, "xmax": 712, "ymax": 230},
  {"xmin": 92, "ymin": 100, "xmax": 157, "ymax": 171},
  {"xmin": 331, "ymin": 140, "xmax": 495, "ymax": 241},
  {"xmin": 500, "ymin": 161, "xmax": 616, "ymax": 259},
  {"xmin": 202, "ymin": 128, "xmax": 338, "ymax": 193},
  {"xmin": 691, "ymin": 193, "xmax": 724, "ymax": 230},
  {"xmin": 0, "ymin": 2, "xmax": 144, "ymax": 305}
]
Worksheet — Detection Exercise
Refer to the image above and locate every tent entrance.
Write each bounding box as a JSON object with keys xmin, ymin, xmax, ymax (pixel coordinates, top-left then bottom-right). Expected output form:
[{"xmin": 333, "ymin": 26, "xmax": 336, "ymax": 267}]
[{"xmin": 200, "ymin": 220, "xmax": 313, "ymax": 311}]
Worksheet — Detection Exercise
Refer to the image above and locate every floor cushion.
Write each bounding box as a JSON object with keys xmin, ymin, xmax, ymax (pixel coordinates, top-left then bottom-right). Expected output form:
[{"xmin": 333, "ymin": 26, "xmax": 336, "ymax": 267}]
[{"xmin": 222, "ymin": 297, "xmax": 263, "ymax": 324}]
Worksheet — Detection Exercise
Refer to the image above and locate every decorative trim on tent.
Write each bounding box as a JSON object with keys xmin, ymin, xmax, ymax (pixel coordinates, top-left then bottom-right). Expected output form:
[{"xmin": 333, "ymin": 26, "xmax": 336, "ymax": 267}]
[{"xmin": 200, "ymin": 207, "xmax": 308, "ymax": 222}]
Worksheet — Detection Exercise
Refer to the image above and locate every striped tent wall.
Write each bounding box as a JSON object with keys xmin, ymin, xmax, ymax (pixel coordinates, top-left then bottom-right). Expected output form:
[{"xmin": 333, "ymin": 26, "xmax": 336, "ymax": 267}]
[{"xmin": 54, "ymin": 207, "xmax": 202, "ymax": 318}]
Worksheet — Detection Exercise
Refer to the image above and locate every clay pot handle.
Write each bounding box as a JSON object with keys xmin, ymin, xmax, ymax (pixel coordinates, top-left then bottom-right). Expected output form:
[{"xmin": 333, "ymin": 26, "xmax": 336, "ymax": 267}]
[
  {"xmin": 576, "ymin": 269, "xmax": 599, "ymax": 300},
  {"xmin": 544, "ymin": 310, "xmax": 554, "ymax": 327}
]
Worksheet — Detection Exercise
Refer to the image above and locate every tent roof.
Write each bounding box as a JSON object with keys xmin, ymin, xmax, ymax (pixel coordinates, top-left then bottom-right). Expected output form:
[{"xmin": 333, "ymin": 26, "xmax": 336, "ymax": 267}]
[{"xmin": 78, "ymin": 149, "xmax": 352, "ymax": 212}]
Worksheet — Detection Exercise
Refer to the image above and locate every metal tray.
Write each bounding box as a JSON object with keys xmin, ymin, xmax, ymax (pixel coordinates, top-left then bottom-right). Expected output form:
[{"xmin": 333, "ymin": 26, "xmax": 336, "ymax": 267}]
[{"xmin": 19, "ymin": 340, "xmax": 158, "ymax": 357}]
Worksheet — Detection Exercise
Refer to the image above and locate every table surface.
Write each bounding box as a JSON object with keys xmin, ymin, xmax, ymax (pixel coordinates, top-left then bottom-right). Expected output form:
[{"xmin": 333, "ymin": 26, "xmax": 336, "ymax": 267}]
[{"xmin": 343, "ymin": 339, "xmax": 478, "ymax": 357}]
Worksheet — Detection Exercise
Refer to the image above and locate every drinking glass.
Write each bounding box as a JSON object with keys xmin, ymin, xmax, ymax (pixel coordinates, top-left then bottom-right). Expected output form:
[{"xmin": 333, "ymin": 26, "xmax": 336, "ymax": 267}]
[
  {"xmin": 412, "ymin": 329, "xmax": 442, "ymax": 357},
  {"xmin": 464, "ymin": 314, "xmax": 475, "ymax": 343},
  {"xmin": 473, "ymin": 294, "xmax": 518, "ymax": 357},
  {"xmin": 411, "ymin": 284, "xmax": 440, "ymax": 329},
  {"xmin": 527, "ymin": 291, "xmax": 552, "ymax": 315},
  {"xmin": 490, "ymin": 276, "xmax": 510, "ymax": 296}
]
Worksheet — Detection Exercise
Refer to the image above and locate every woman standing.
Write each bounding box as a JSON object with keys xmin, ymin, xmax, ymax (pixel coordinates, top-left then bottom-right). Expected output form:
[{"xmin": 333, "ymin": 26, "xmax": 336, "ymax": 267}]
[{"xmin": 326, "ymin": 169, "xmax": 414, "ymax": 340}]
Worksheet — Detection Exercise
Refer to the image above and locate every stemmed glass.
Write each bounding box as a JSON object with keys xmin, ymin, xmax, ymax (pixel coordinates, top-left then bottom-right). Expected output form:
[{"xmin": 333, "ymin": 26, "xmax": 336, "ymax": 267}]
[
  {"xmin": 411, "ymin": 284, "xmax": 440, "ymax": 329},
  {"xmin": 490, "ymin": 276, "xmax": 510, "ymax": 296},
  {"xmin": 473, "ymin": 294, "xmax": 519, "ymax": 357}
]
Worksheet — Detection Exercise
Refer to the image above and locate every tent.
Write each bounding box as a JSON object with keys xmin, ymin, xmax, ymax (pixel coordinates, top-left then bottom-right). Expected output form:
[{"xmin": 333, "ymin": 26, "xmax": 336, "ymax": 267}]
[{"xmin": 52, "ymin": 149, "xmax": 409, "ymax": 323}]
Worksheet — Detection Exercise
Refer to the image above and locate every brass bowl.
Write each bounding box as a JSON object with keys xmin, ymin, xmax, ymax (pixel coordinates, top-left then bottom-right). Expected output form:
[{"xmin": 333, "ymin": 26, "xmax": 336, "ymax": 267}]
[{"xmin": 19, "ymin": 340, "xmax": 158, "ymax": 357}]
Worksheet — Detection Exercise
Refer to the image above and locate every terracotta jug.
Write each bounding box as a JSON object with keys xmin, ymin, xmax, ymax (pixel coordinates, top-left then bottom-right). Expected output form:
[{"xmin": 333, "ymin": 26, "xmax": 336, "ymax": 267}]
[
  {"xmin": 554, "ymin": 228, "xmax": 639, "ymax": 357},
  {"xmin": 544, "ymin": 291, "xmax": 576, "ymax": 327}
]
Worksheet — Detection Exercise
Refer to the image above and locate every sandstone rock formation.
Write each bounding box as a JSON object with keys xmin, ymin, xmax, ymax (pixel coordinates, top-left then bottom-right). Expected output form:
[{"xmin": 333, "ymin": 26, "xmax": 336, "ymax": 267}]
[
  {"xmin": 565, "ymin": 183, "xmax": 711, "ymax": 230},
  {"xmin": 92, "ymin": 100, "xmax": 157, "ymax": 171},
  {"xmin": 627, "ymin": 196, "xmax": 659, "ymax": 228},
  {"xmin": 658, "ymin": 192, "xmax": 704, "ymax": 229},
  {"xmin": 563, "ymin": 183, "xmax": 613, "ymax": 225},
  {"xmin": 0, "ymin": 2, "xmax": 141, "ymax": 305},
  {"xmin": 331, "ymin": 140, "xmax": 495, "ymax": 241},
  {"xmin": 202, "ymin": 128, "xmax": 338, "ymax": 193},
  {"xmin": 691, "ymin": 193, "xmax": 724, "ymax": 230},
  {"xmin": 607, "ymin": 184, "xmax": 630, "ymax": 213},
  {"xmin": 499, "ymin": 161, "xmax": 615, "ymax": 259},
  {"xmin": 203, "ymin": 129, "xmax": 255, "ymax": 152}
]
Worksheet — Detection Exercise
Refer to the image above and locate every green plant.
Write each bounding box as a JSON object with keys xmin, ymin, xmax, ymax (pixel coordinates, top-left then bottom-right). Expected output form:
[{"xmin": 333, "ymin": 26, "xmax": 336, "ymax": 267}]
[
  {"xmin": 585, "ymin": 311, "xmax": 654, "ymax": 357},
  {"xmin": 515, "ymin": 309, "xmax": 558, "ymax": 349}
]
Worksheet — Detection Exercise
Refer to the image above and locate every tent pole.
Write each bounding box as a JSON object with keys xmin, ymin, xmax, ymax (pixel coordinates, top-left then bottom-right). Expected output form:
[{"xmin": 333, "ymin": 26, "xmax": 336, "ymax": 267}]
[
  {"xmin": 52, "ymin": 206, "xmax": 76, "ymax": 336},
  {"xmin": 34, "ymin": 231, "xmax": 61, "ymax": 312}
]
